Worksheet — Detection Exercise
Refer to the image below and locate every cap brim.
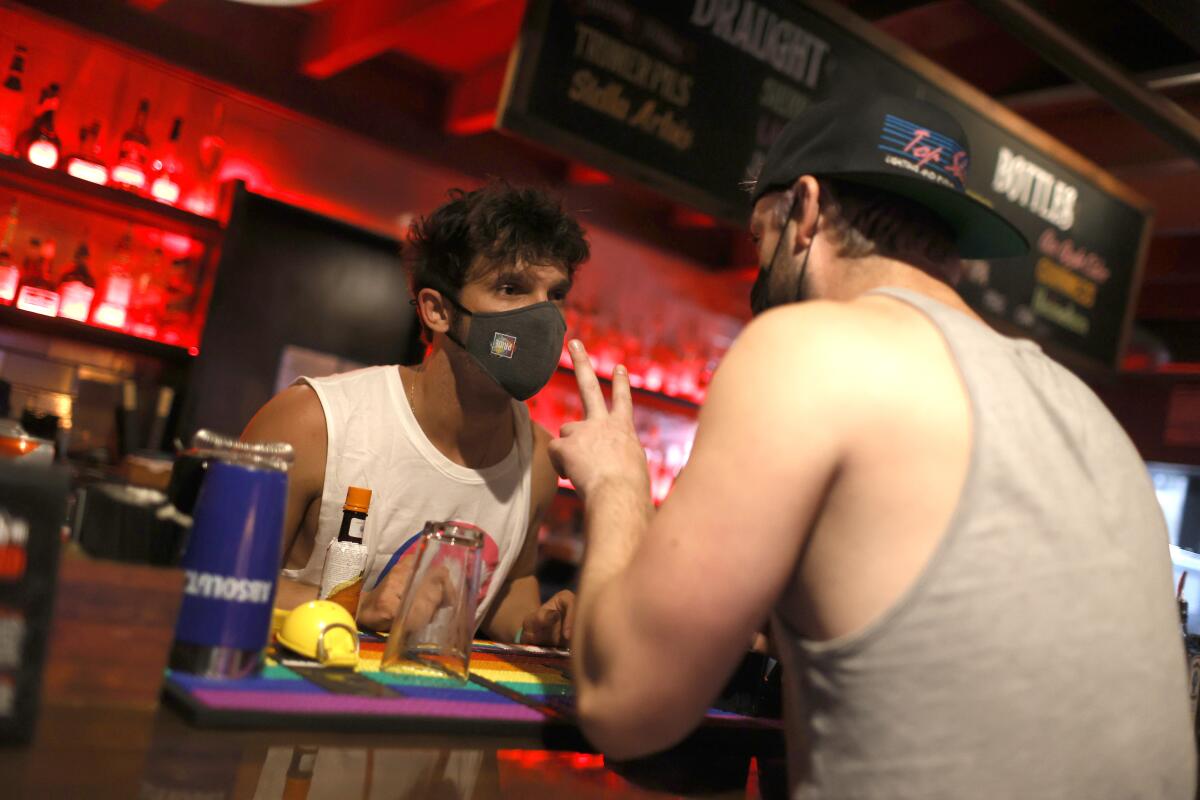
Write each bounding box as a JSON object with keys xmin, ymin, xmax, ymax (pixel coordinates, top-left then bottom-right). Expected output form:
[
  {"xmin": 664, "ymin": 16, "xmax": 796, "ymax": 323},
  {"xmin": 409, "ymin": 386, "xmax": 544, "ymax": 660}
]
[{"xmin": 828, "ymin": 172, "xmax": 1029, "ymax": 260}]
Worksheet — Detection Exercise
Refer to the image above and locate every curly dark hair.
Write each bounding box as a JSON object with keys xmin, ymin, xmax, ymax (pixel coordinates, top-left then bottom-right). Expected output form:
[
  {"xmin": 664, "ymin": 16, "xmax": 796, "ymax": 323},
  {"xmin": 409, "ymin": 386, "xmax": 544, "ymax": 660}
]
[{"xmin": 407, "ymin": 182, "xmax": 589, "ymax": 326}]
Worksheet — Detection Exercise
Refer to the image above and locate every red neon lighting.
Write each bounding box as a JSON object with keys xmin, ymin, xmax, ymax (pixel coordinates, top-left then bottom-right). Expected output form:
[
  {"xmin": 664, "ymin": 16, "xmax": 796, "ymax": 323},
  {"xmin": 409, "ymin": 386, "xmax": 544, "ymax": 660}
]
[
  {"xmin": 0, "ymin": 546, "xmax": 26, "ymax": 579},
  {"xmin": 16, "ymin": 285, "xmax": 59, "ymax": 316},
  {"xmin": 570, "ymin": 753, "xmax": 605, "ymax": 769},
  {"xmin": 100, "ymin": 274, "xmax": 133, "ymax": 307},
  {"xmin": 445, "ymin": 110, "xmax": 496, "ymax": 136},
  {"xmin": 495, "ymin": 749, "xmax": 606, "ymax": 770},
  {"xmin": 127, "ymin": 320, "xmax": 159, "ymax": 339},
  {"xmin": 566, "ymin": 165, "xmax": 613, "ymax": 185},
  {"xmin": 111, "ymin": 163, "xmax": 147, "ymax": 189},
  {"xmin": 159, "ymin": 233, "xmax": 194, "ymax": 257},
  {"xmin": 0, "ymin": 267, "xmax": 18, "ymax": 303},
  {"xmin": 26, "ymin": 140, "xmax": 59, "ymax": 169},
  {"xmin": 217, "ymin": 157, "xmax": 267, "ymax": 191},
  {"xmin": 672, "ymin": 208, "xmax": 719, "ymax": 228},
  {"xmin": 1157, "ymin": 362, "xmax": 1200, "ymax": 375},
  {"xmin": 65, "ymin": 158, "xmax": 109, "ymax": 185},
  {"xmin": 183, "ymin": 192, "xmax": 217, "ymax": 218},
  {"xmin": 150, "ymin": 175, "xmax": 180, "ymax": 205},
  {"xmin": 58, "ymin": 283, "xmax": 94, "ymax": 322},
  {"xmin": 187, "ymin": 345, "xmax": 199, "ymax": 356},
  {"xmin": 1121, "ymin": 353, "xmax": 1152, "ymax": 371},
  {"xmin": 92, "ymin": 302, "xmax": 127, "ymax": 329}
]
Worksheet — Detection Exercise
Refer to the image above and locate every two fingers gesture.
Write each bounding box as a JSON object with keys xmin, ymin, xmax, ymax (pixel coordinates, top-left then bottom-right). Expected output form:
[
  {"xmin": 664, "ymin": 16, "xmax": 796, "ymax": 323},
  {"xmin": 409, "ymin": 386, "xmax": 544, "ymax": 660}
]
[{"xmin": 548, "ymin": 340, "xmax": 646, "ymax": 502}]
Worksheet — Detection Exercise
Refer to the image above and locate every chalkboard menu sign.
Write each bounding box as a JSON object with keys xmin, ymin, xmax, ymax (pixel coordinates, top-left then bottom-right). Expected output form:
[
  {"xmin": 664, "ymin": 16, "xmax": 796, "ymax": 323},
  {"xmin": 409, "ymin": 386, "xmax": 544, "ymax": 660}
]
[{"xmin": 498, "ymin": 0, "xmax": 1153, "ymax": 370}]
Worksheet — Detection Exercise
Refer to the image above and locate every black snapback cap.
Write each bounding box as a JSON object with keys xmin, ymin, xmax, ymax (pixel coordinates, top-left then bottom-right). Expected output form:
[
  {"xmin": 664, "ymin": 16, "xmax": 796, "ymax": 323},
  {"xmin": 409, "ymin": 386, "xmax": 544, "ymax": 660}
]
[{"xmin": 753, "ymin": 94, "xmax": 1028, "ymax": 260}]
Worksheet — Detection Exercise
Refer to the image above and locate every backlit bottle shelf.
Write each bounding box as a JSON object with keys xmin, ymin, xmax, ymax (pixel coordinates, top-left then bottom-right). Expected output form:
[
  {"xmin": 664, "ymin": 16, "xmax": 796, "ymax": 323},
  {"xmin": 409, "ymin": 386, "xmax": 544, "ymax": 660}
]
[
  {"xmin": 0, "ymin": 154, "xmax": 224, "ymax": 242},
  {"xmin": 531, "ymin": 369, "xmax": 696, "ymax": 508},
  {"xmin": 554, "ymin": 362, "xmax": 702, "ymax": 412},
  {"xmin": 0, "ymin": 155, "xmax": 223, "ymax": 355},
  {"xmin": 0, "ymin": 302, "xmax": 193, "ymax": 361}
]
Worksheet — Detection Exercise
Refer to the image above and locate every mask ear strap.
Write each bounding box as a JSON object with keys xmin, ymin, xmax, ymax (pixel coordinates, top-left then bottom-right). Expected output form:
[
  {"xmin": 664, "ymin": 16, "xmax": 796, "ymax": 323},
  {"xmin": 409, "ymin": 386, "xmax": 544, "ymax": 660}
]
[
  {"xmin": 794, "ymin": 211, "xmax": 820, "ymax": 300},
  {"xmin": 414, "ymin": 284, "xmax": 472, "ymax": 346},
  {"xmin": 764, "ymin": 191, "xmax": 799, "ymax": 275},
  {"xmin": 439, "ymin": 291, "xmax": 471, "ymax": 316},
  {"xmin": 436, "ymin": 290, "xmax": 471, "ymax": 349}
]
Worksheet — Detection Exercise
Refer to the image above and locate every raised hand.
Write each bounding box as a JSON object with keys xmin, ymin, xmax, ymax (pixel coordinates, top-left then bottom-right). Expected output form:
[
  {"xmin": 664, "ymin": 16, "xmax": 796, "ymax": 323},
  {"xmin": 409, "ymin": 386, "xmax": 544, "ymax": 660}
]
[{"xmin": 548, "ymin": 340, "xmax": 651, "ymax": 503}]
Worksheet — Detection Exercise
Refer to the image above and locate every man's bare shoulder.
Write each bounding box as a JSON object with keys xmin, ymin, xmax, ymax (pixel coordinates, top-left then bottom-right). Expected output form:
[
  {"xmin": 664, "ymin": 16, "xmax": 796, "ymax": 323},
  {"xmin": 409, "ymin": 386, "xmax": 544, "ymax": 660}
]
[
  {"xmin": 723, "ymin": 301, "xmax": 902, "ymax": 381},
  {"xmin": 241, "ymin": 384, "xmax": 326, "ymax": 446},
  {"xmin": 746, "ymin": 298, "xmax": 922, "ymax": 355},
  {"xmin": 706, "ymin": 298, "xmax": 937, "ymax": 434}
]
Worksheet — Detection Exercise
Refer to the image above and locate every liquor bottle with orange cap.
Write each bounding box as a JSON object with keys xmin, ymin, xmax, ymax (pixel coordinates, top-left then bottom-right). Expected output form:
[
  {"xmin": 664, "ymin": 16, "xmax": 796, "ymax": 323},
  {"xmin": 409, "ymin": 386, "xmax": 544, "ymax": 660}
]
[{"xmin": 317, "ymin": 486, "xmax": 371, "ymax": 617}]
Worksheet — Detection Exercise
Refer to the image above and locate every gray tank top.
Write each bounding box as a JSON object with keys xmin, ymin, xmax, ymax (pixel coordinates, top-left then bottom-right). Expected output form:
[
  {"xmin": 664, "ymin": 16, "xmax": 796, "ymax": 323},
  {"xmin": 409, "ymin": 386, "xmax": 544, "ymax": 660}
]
[{"xmin": 774, "ymin": 287, "xmax": 1196, "ymax": 800}]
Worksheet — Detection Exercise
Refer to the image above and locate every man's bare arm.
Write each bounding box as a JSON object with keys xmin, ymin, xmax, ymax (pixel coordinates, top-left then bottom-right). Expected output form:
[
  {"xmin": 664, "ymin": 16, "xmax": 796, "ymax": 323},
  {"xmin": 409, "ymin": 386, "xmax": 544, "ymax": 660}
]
[
  {"xmin": 555, "ymin": 308, "xmax": 852, "ymax": 759},
  {"xmin": 240, "ymin": 383, "xmax": 328, "ymax": 610},
  {"xmin": 483, "ymin": 423, "xmax": 575, "ymax": 645}
]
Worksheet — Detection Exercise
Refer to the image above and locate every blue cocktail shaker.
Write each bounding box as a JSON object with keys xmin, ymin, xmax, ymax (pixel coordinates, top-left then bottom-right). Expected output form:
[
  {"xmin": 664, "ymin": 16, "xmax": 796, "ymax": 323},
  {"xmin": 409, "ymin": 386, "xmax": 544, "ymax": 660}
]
[{"xmin": 168, "ymin": 431, "xmax": 293, "ymax": 678}]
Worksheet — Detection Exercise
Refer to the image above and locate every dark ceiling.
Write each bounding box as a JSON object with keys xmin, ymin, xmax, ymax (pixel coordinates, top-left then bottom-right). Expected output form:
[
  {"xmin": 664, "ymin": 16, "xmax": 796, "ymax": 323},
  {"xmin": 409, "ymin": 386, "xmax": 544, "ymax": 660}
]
[{"xmin": 20, "ymin": 0, "xmax": 1200, "ymax": 366}]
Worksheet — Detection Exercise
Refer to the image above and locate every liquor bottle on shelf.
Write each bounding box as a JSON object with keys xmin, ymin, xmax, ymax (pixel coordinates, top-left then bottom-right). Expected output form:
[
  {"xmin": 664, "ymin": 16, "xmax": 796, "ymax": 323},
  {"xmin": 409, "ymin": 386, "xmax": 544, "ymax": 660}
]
[
  {"xmin": 57, "ymin": 241, "xmax": 96, "ymax": 322},
  {"xmin": 187, "ymin": 102, "xmax": 224, "ymax": 217},
  {"xmin": 0, "ymin": 201, "xmax": 20, "ymax": 304},
  {"xmin": 15, "ymin": 83, "xmax": 61, "ymax": 170},
  {"xmin": 92, "ymin": 229, "xmax": 135, "ymax": 329},
  {"xmin": 111, "ymin": 98, "xmax": 151, "ymax": 191},
  {"xmin": 16, "ymin": 238, "xmax": 60, "ymax": 317},
  {"xmin": 160, "ymin": 254, "xmax": 197, "ymax": 343},
  {"xmin": 0, "ymin": 44, "xmax": 27, "ymax": 157},
  {"xmin": 150, "ymin": 117, "xmax": 183, "ymax": 205},
  {"xmin": 127, "ymin": 246, "xmax": 166, "ymax": 339},
  {"xmin": 64, "ymin": 121, "xmax": 109, "ymax": 185}
]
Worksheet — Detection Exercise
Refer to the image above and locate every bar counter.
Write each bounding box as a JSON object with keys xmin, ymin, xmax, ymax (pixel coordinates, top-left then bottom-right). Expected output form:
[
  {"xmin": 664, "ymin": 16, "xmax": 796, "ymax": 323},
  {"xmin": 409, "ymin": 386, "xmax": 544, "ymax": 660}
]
[
  {"xmin": 0, "ymin": 552, "xmax": 786, "ymax": 799},
  {"xmin": 0, "ymin": 694, "xmax": 784, "ymax": 799}
]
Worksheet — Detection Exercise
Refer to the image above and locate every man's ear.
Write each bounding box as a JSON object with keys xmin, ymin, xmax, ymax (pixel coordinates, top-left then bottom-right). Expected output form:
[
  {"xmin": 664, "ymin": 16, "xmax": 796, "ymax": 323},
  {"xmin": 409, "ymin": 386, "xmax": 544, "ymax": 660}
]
[
  {"xmin": 789, "ymin": 175, "xmax": 822, "ymax": 255},
  {"xmin": 417, "ymin": 287, "xmax": 452, "ymax": 335}
]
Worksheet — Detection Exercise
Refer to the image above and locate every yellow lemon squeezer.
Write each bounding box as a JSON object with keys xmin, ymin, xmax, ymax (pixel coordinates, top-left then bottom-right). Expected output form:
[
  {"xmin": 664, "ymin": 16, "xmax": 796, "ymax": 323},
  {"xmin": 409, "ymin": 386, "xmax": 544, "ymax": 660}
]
[{"xmin": 275, "ymin": 600, "xmax": 359, "ymax": 669}]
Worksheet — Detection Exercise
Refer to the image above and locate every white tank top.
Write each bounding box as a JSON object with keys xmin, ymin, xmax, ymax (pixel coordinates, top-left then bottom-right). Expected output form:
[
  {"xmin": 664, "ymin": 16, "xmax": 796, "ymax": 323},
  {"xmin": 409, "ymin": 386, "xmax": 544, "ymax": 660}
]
[{"xmin": 281, "ymin": 365, "xmax": 533, "ymax": 626}]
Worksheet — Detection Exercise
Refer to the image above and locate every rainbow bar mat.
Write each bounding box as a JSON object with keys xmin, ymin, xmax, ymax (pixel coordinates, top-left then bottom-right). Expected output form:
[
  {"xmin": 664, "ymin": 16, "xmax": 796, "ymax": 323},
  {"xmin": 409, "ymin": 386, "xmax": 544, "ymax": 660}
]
[{"xmin": 164, "ymin": 638, "xmax": 782, "ymax": 741}]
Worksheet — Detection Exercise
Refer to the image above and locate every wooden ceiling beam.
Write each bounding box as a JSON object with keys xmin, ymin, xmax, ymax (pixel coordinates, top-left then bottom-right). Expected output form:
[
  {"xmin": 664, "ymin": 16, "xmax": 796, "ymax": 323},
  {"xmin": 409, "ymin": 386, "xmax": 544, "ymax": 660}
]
[
  {"xmin": 444, "ymin": 55, "xmax": 508, "ymax": 135},
  {"xmin": 1020, "ymin": 101, "xmax": 1200, "ymax": 168},
  {"xmin": 1002, "ymin": 62, "xmax": 1200, "ymax": 113},
  {"xmin": 875, "ymin": 0, "xmax": 995, "ymax": 49},
  {"xmin": 389, "ymin": 0, "xmax": 525, "ymax": 74},
  {"xmin": 303, "ymin": 0, "xmax": 447, "ymax": 78},
  {"xmin": 968, "ymin": 0, "xmax": 1200, "ymax": 166},
  {"xmin": 302, "ymin": 0, "xmax": 522, "ymax": 79},
  {"xmin": 1131, "ymin": 0, "xmax": 1200, "ymax": 56}
]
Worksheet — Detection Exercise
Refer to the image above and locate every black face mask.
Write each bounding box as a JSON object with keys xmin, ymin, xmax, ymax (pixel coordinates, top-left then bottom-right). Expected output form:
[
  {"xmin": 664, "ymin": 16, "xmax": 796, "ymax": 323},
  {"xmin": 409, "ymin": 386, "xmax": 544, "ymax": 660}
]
[
  {"xmin": 750, "ymin": 197, "xmax": 816, "ymax": 316},
  {"xmin": 442, "ymin": 295, "xmax": 566, "ymax": 401}
]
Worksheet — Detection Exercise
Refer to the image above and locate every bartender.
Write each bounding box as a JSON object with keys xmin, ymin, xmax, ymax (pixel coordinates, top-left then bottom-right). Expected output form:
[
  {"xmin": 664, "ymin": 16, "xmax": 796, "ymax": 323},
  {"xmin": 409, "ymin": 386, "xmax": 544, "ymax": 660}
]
[{"xmin": 242, "ymin": 182, "xmax": 588, "ymax": 647}]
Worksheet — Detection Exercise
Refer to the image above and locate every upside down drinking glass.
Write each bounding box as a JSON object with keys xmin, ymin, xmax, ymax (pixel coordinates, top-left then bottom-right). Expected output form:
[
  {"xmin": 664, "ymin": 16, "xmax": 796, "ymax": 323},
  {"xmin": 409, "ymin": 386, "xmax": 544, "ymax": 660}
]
[{"xmin": 380, "ymin": 521, "xmax": 484, "ymax": 682}]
